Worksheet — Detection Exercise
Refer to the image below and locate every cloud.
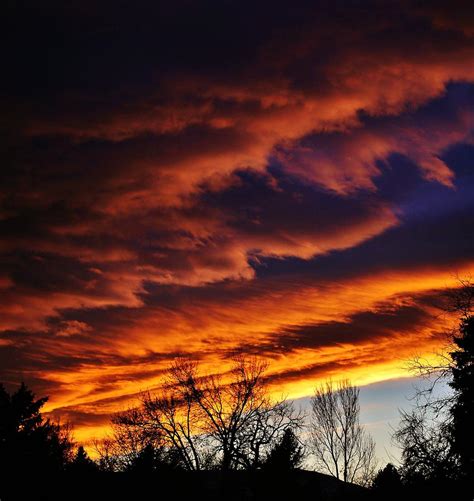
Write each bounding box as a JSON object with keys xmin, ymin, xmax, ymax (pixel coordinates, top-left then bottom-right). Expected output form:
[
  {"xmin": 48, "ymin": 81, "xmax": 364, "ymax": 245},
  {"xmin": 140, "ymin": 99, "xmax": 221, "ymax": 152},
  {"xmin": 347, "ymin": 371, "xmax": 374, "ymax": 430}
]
[
  {"xmin": 1, "ymin": 0, "xmax": 474, "ymax": 443},
  {"xmin": 276, "ymin": 103, "xmax": 472, "ymax": 193}
]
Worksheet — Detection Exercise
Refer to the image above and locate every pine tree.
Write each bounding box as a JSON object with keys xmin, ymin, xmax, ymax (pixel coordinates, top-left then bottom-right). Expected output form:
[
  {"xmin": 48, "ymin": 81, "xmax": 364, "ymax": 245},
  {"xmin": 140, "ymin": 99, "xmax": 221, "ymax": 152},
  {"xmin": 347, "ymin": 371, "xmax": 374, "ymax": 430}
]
[
  {"xmin": 372, "ymin": 463, "xmax": 403, "ymax": 497},
  {"xmin": 128, "ymin": 443, "xmax": 158, "ymax": 473},
  {"xmin": 69, "ymin": 445, "xmax": 98, "ymax": 473},
  {"xmin": 0, "ymin": 382, "xmax": 74, "ymax": 474},
  {"xmin": 449, "ymin": 315, "xmax": 474, "ymax": 478},
  {"xmin": 262, "ymin": 428, "xmax": 303, "ymax": 471}
]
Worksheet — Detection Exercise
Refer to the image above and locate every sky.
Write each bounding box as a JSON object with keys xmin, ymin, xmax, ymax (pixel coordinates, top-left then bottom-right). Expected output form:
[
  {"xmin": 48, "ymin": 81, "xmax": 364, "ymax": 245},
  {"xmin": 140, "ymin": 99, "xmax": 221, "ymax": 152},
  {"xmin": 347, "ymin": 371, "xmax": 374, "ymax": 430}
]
[{"xmin": 1, "ymin": 1, "xmax": 474, "ymax": 455}]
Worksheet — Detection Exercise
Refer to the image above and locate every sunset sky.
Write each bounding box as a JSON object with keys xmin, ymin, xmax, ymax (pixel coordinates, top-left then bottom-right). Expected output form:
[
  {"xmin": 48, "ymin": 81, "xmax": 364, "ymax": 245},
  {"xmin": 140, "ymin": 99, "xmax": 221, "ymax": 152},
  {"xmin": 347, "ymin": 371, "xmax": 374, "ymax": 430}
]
[{"xmin": 1, "ymin": 1, "xmax": 473, "ymax": 456}]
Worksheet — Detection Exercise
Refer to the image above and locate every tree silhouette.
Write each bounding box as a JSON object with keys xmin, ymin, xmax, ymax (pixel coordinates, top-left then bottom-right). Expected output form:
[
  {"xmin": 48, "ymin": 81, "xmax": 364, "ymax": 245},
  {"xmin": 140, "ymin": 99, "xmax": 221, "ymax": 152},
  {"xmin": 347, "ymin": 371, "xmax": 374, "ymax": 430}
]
[
  {"xmin": 395, "ymin": 279, "xmax": 474, "ymax": 488},
  {"xmin": 449, "ymin": 314, "xmax": 474, "ymax": 478},
  {"xmin": 69, "ymin": 445, "xmax": 98, "ymax": 473},
  {"xmin": 0, "ymin": 382, "xmax": 74, "ymax": 475},
  {"xmin": 94, "ymin": 405, "xmax": 165, "ymax": 472},
  {"xmin": 169, "ymin": 356, "xmax": 304, "ymax": 470},
  {"xmin": 371, "ymin": 463, "xmax": 403, "ymax": 499},
  {"xmin": 127, "ymin": 443, "xmax": 160, "ymax": 473},
  {"xmin": 394, "ymin": 406, "xmax": 456, "ymax": 482},
  {"xmin": 309, "ymin": 380, "xmax": 376, "ymax": 485},
  {"xmin": 262, "ymin": 428, "xmax": 304, "ymax": 471},
  {"xmin": 104, "ymin": 356, "xmax": 303, "ymax": 472}
]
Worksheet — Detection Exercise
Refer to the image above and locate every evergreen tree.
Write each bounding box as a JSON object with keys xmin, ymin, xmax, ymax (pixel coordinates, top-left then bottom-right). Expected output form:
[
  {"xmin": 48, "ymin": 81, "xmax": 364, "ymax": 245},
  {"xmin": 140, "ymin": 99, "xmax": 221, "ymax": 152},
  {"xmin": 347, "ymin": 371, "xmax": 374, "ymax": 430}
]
[
  {"xmin": 372, "ymin": 463, "xmax": 403, "ymax": 498},
  {"xmin": 449, "ymin": 315, "xmax": 474, "ymax": 478},
  {"xmin": 0, "ymin": 382, "xmax": 74, "ymax": 474},
  {"xmin": 69, "ymin": 445, "xmax": 98, "ymax": 473},
  {"xmin": 395, "ymin": 281, "xmax": 474, "ymax": 493},
  {"xmin": 262, "ymin": 428, "xmax": 303, "ymax": 471},
  {"xmin": 127, "ymin": 443, "xmax": 159, "ymax": 473}
]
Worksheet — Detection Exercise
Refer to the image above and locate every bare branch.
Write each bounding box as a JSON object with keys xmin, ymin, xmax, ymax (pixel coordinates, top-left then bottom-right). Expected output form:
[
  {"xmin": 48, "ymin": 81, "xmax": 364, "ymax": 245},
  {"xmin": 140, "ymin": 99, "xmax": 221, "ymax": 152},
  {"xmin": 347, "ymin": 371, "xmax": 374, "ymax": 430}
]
[{"xmin": 309, "ymin": 380, "xmax": 377, "ymax": 485}]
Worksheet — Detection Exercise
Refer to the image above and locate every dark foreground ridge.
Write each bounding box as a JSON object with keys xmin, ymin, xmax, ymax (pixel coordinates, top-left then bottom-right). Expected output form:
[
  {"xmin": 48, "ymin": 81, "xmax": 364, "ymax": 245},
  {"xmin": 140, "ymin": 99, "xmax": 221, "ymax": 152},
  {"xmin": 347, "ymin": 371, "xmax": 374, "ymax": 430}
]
[{"xmin": 1, "ymin": 469, "xmax": 368, "ymax": 501}]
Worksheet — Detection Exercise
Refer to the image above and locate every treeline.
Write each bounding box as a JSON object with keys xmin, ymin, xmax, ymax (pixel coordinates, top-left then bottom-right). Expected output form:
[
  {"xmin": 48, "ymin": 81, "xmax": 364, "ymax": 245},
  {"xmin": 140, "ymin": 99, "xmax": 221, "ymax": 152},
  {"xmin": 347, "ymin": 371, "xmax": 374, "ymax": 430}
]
[
  {"xmin": 0, "ymin": 283, "xmax": 472, "ymax": 500},
  {"xmin": 94, "ymin": 356, "xmax": 305, "ymax": 473},
  {"xmin": 0, "ymin": 360, "xmax": 376, "ymax": 481}
]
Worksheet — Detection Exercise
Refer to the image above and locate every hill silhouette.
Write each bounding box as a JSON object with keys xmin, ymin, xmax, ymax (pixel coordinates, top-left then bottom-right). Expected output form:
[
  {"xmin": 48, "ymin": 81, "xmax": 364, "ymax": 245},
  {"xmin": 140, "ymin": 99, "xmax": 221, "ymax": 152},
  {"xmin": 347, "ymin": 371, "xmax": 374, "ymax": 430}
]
[{"xmin": 1, "ymin": 469, "xmax": 369, "ymax": 501}]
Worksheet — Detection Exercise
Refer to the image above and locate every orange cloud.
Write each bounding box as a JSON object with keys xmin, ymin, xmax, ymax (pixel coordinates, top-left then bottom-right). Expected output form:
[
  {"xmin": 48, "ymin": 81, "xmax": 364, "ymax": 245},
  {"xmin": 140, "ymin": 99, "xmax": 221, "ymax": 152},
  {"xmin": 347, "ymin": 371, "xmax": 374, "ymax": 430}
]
[
  {"xmin": 2, "ymin": 0, "xmax": 474, "ymax": 450},
  {"xmin": 33, "ymin": 265, "xmax": 470, "ymax": 445}
]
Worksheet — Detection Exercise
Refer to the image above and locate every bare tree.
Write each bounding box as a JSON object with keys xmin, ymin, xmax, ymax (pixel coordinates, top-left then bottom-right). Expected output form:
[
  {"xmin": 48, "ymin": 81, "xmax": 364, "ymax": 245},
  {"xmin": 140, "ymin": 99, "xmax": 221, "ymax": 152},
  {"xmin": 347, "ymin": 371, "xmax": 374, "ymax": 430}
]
[
  {"xmin": 233, "ymin": 399, "xmax": 305, "ymax": 470},
  {"xmin": 445, "ymin": 275, "xmax": 474, "ymax": 319},
  {"xmin": 169, "ymin": 355, "xmax": 303, "ymax": 470},
  {"xmin": 309, "ymin": 380, "xmax": 377, "ymax": 485},
  {"xmin": 394, "ymin": 278, "xmax": 474, "ymax": 482},
  {"xmin": 393, "ymin": 407, "xmax": 457, "ymax": 482},
  {"xmin": 93, "ymin": 406, "xmax": 162, "ymax": 471},
  {"xmin": 100, "ymin": 355, "xmax": 304, "ymax": 471},
  {"xmin": 405, "ymin": 277, "xmax": 474, "ymax": 413},
  {"xmin": 139, "ymin": 388, "xmax": 208, "ymax": 470}
]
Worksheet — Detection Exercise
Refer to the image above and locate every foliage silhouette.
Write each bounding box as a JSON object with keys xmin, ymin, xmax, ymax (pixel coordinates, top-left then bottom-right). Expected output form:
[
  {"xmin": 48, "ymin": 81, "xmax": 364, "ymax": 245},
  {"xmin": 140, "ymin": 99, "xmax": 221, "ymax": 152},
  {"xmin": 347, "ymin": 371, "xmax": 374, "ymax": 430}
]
[
  {"xmin": 0, "ymin": 382, "xmax": 74, "ymax": 475},
  {"xmin": 394, "ymin": 279, "xmax": 474, "ymax": 498},
  {"xmin": 449, "ymin": 315, "xmax": 474, "ymax": 478},
  {"xmin": 69, "ymin": 445, "xmax": 99, "ymax": 473},
  {"xmin": 394, "ymin": 405, "xmax": 457, "ymax": 482},
  {"xmin": 262, "ymin": 428, "xmax": 304, "ymax": 471},
  {"xmin": 371, "ymin": 463, "xmax": 403, "ymax": 499},
  {"xmin": 0, "ymin": 375, "xmax": 373, "ymax": 500}
]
